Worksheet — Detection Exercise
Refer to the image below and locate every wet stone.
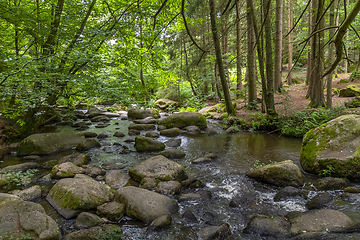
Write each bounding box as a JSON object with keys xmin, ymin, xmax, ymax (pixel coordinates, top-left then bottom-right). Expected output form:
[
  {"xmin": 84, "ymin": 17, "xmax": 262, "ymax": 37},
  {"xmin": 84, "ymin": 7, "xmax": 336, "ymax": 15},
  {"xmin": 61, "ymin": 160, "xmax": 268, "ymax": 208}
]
[
  {"xmin": 165, "ymin": 139, "xmax": 181, "ymax": 147},
  {"xmin": 306, "ymin": 192, "xmax": 334, "ymax": 210}
]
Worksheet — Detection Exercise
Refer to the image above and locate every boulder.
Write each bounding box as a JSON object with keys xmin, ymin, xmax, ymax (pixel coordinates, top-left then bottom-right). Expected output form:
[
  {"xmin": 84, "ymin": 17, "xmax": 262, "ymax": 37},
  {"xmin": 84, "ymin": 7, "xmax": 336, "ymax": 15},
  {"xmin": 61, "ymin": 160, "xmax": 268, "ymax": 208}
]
[
  {"xmin": 192, "ymin": 157, "xmax": 213, "ymax": 164},
  {"xmin": 75, "ymin": 212, "xmax": 104, "ymax": 229},
  {"xmin": 273, "ymin": 186, "xmax": 308, "ymax": 202},
  {"xmin": 128, "ymin": 129, "xmax": 140, "ymax": 136},
  {"xmin": 97, "ymin": 202, "xmax": 125, "ymax": 222},
  {"xmin": 129, "ymin": 155, "xmax": 188, "ymax": 182},
  {"xmin": 128, "ymin": 109, "xmax": 154, "ymax": 119},
  {"xmin": 0, "ymin": 162, "xmax": 39, "ymax": 172},
  {"xmin": 58, "ymin": 153, "xmax": 88, "ymax": 166},
  {"xmin": 113, "ymin": 131, "xmax": 125, "ymax": 137},
  {"xmin": 197, "ymin": 223, "xmax": 232, "ymax": 240},
  {"xmin": 306, "ymin": 192, "xmax": 334, "ymax": 210},
  {"xmin": 160, "ymin": 127, "xmax": 182, "ymax": 137},
  {"xmin": 12, "ymin": 185, "xmax": 42, "ymax": 202},
  {"xmin": 165, "ymin": 139, "xmax": 181, "ymax": 147},
  {"xmin": 105, "ymin": 170, "xmax": 130, "ymax": 189},
  {"xmin": 87, "ymin": 107, "xmax": 105, "ymax": 118},
  {"xmin": 46, "ymin": 175, "xmax": 115, "ymax": 219},
  {"xmin": 81, "ymin": 132, "xmax": 98, "ymax": 138},
  {"xmin": 17, "ymin": 133, "xmax": 85, "ymax": 156},
  {"xmin": 182, "ymin": 209, "xmax": 198, "ymax": 223},
  {"xmin": 50, "ymin": 162, "xmax": 85, "ymax": 179},
  {"xmin": 83, "ymin": 164, "xmax": 106, "ymax": 178},
  {"xmin": 339, "ymin": 85, "xmax": 360, "ymax": 97},
  {"xmin": 90, "ymin": 115, "xmax": 110, "ymax": 122},
  {"xmin": 133, "ymin": 117, "xmax": 157, "ymax": 124},
  {"xmin": 287, "ymin": 209, "xmax": 356, "ymax": 236},
  {"xmin": 148, "ymin": 215, "xmax": 172, "ymax": 231},
  {"xmin": 116, "ymin": 186, "xmax": 178, "ymax": 223},
  {"xmin": 145, "ymin": 131, "xmax": 160, "ymax": 138},
  {"xmin": 345, "ymin": 96, "xmax": 360, "ymax": 108},
  {"xmin": 243, "ymin": 215, "xmax": 290, "ymax": 238},
  {"xmin": 75, "ymin": 138, "xmax": 101, "ymax": 151},
  {"xmin": 0, "ymin": 193, "xmax": 60, "ymax": 240},
  {"xmin": 158, "ymin": 181, "xmax": 181, "ymax": 195},
  {"xmin": 246, "ymin": 160, "xmax": 304, "ymax": 187},
  {"xmin": 64, "ymin": 224, "xmax": 122, "ymax": 240},
  {"xmin": 134, "ymin": 136, "xmax": 165, "ymax": 152},
  {"xmin": 154, "ymin": 99, "xmax": 177, "ymax": 110},
  {"xmin": 300, "ymin": 115, "xmax": 360, "ymax": 180},
  {"xmin": 157, "ymin": 148, "xmax": 185, "ymax": 159},
  {"xmin": 184, "ymin": 125, "xmax": 201, "ymax": 134},
  {"xmin": 344, "ymin": 186, "xmax": 360, "ymax": 193},
  {"xmin": 97, "ymin": 133, "xmax": 108, "ymax": 139},
  {"xmin": 314, "ymin": 177, "xmax": 349, "ymax": 190},
  {"xmin": 128, "ymin": 124, "xmax": 156, "ymax": 131},
  {"xmin": 139, "ymin": 177, "xmax": 160, "ymax": 190},
  {"xmin": 157, "ymin": 112, "xmax": 207, "ymax": 129}
]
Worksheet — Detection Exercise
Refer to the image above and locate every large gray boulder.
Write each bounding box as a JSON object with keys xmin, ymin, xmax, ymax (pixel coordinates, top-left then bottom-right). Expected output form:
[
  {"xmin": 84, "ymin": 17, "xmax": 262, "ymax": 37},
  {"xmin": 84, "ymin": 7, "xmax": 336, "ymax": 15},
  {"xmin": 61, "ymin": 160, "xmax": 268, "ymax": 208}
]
[
  {"xmin": 128, "ymin": 124, "xmax": 156, "ymax": 131},
  {"xmin": 116, "ymin": 186, "xmax": 178, "ymax": 223},
  {"xmin": 134, "ymin": 136, "xmax": 165, "ymax": 152},
  {"xmin": 50, "ymin": 162, "xmax": 85, "ymax": 179},
  {"xmin": 46, "ymin": 174, "xmax": 115, "ymax": 219},
  {"xmin": 157, "ymin": 112, "xmax": 207, "ymax": 129},
  {"xmin": 243, "ymin": 215, "xmax": 290, "ymax": 238},
  {"xmin": 17, "ymin": 133, "xmax": 85, "ymax": 156},
  {"xmin": 128, "ymin": 109, "xmax": 154, "ymax": 119},
  {"xmin": 105, "ymin": 170, "xmax": 130, "ymax": 189},
  {"xmin": 247, "ymin": 160, "xmax": 304, "ymax": 187},
  {"xmin": 0, "ymin": 193, "xmax": 60, "ymax": 240},
  {"xmin": 64, "ymin": 224, "xmax": 122, "ymax": 240},
  {"xmin": 129, "ymin": 155, "xmax": 188, "ymax": 182},
  {"xmin": 288, "ymin": 209, "xmax": 356, "ymax": 236},
  {"xmin": 300, "ymin": 115, "xmax": 360, "ymax": 180}
]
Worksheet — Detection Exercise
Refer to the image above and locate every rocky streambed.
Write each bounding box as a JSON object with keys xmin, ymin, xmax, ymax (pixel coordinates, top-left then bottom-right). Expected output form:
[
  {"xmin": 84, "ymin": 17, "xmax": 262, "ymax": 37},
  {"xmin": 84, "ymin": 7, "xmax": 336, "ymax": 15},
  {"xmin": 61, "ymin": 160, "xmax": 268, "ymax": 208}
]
[{"xmin": 2, "ymin": 109, "xmax": 360, "ymax": 239}]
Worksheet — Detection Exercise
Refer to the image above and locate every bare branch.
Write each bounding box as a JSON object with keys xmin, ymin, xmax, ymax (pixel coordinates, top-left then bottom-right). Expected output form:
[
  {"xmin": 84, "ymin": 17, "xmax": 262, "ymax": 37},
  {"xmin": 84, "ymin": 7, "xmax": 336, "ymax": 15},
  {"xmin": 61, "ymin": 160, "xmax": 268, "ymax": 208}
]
[
  {"xmin": 153, "ymin": 0, "xmax": 169, "ymax": 30},
  {"xmin": 222, "ymin": 0, "xmax": 233, "ymax": 15},
  {"xmin": 284, "ymin": 0, "xmax": 311, "ymax": 37}
]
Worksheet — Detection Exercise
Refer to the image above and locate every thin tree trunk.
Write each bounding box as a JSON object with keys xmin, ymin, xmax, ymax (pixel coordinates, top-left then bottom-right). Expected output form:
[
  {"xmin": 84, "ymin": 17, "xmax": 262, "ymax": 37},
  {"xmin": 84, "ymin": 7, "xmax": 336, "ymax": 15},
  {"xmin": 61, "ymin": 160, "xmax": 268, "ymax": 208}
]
[
  {"xmin": 236, "ymin": 0, "xmax": 243, "ymax": 95},
  {"xmin": 214, "ymin": 63, "xmax": 223, "ymax": 100},
  {"xmin": 184, "ymin": 42, "xmax": 197, "ymax": 97},
  {"xmin": 246, "ymin": 0, "xmax": 257, "ymax": 107},
  {"xmin": 327, "ymin": 0, "xmax": 336, "ymax": 109},
  {"xmin": 222, "ymin": 13, "xmax": 230, "ymax": 86},
  {"xmin": 306, "ymin": 0, "xmax": 312, "ymax": 87},
  {"xmin": 209, "ymin": 0, "xmax": 233, "ymax": 114},
  {"xmin": 274, "ymin": 0, "xmax": 283, "ymax": 91},
  {"xmin": 287, "ymin": 0, "xmax": 293, "ymax": 85}
]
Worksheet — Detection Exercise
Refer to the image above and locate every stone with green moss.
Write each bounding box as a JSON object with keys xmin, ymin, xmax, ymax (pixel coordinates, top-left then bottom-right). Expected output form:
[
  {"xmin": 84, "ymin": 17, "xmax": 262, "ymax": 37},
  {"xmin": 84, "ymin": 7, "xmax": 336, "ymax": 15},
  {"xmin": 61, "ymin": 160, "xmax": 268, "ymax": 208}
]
[
  {"xmin": 246, "ymin": 160, "xmax": 304, "ymax": 187},
  {"xmin": 160, "ymin": 127, "xmax": 182, "ymax": 137},
  {"xmin": 134, "ymin": 136, "xmax": 165, "ymax": 152},
  {"xmin": 345, "ymin": 96, "xmax": 360, "ymax": 108},
  {"xmin": 129, "ymin": 155, "xmax": 188, "ymax": 183},
  {"xmin": 339, "ymin": 84, "xmax": 360, "ymax": 97},
  {"xmin": 157, "ymin": 112, "xmax": 207, "ymax": 129},
  {"xmin": 50, "ymin": 162, "xmax": 85, "ymax": 179},
  {"xmin": 128, "ymin": 124, "xmax": 156, "ymax": 131},
  {"xmin": 17, "ymin": 133, "xmax": 85, "ymax": 156},
  {"xmin": 64, "ymin": 224, "xmax": 122, "ymax": 240},
  {"xmin": 300, "ymin": 114, "xmax": 360, "ymax": 180},
  {"xmin": 46, "ymin": 174, "xmax": 115, "ymax": 219},
  {"xmin": 116, "ymin": 186, "xmax": 178, "ymax": 223}
]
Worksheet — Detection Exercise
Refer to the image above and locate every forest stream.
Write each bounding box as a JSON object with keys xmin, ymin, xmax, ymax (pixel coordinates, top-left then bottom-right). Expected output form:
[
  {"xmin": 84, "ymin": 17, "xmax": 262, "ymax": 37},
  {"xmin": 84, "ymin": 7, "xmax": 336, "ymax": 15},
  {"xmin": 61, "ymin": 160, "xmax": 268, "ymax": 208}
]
[{"xmin": 2, "ymin": 114, "xmax": 360, "ymax": 240}]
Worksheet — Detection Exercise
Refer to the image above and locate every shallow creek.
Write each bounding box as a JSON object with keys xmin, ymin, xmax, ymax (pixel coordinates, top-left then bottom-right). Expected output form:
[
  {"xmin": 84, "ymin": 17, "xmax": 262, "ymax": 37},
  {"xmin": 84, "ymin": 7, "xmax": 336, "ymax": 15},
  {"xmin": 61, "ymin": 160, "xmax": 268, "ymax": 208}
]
[{"xmin": 3, "ymin": 117, "xmax": 360, "ymax": 239}]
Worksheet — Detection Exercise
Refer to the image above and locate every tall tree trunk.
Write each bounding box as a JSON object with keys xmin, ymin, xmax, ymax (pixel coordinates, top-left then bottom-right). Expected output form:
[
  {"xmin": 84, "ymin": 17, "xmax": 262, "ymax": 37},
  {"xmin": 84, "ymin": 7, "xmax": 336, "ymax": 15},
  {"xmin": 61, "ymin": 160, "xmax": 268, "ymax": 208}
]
[
  {"xmin": 246, "ymin": 0, "xmax": 257, "ymax": 107},
  {"xmin": 184, "ymin": 42, "xmax": 197, "ymax": 97},
  {"xmin": 287, "ymin": 0, "xmax": 293, "ymax": 85},
  {"xmin": 274, "ymin": 0, "xmax": 283, "ymax": 91},
  {"xmin": 306, "ymin": 0, "xmax": 313, "ymax": 87},
  {"xmin": 309, "ymin": 0, "xmax": 325, "ymax": 107},
  {"xmin": 344, "ymin": 0, "xmax": 349, "ymax": 72},
  {"xmin": 236, "ymin": 0, "xmax": 243, "ymax": 95},
  {"xmin": 214, "ymin": 63, "xmax": 223, "ymax": 100},
  {"xmin": 221, "ymin": 13, "xmax": 230, "ymax": 86},
  {"xmin": 327, "ymin": 0, "xmax": 336, "ymax": 109},
  {"xmin": 209, "ymin": 0, "xmax": 233, "ymax": 114},
  {"xmin": 263, "ymin": 0, "xmax": 276, "ymax": 115}
]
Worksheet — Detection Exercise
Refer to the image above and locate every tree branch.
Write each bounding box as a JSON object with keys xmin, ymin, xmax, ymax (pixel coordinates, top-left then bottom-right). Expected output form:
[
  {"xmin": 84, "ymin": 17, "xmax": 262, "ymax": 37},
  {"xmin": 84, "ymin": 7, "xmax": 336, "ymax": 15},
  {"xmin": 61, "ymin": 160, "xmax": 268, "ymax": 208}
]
[{"xmin": 153, "ymin": 0, "xmax": 169, "ymax": 30}]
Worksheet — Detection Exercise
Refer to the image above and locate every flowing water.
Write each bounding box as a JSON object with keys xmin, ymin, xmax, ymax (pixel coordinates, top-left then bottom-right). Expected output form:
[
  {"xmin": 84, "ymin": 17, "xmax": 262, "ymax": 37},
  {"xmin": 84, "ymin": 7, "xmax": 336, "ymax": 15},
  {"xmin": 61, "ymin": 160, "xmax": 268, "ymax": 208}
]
[{"xmin": 3, "ymin": 117, "xmax": 360, "ymax": 239}]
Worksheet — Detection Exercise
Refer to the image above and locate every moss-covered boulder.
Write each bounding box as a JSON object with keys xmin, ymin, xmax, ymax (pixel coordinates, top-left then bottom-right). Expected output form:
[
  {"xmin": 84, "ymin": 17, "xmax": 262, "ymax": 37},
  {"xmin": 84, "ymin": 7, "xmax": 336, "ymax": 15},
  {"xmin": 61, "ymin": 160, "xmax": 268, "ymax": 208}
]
[
  {"xmin": 0, "ymin": 193, "xmax": 60, "ymax": 240},
  {"xmin": 243, "ymin": 215, "xmax": 290, "ymax": 238},
  {"xmin": 129, "ymin": 155, "xmax": 188, "ymax": 182},
  {"xmin": 134, "ymin": 136, "xmax": 165, "ymax": 152},
  {"xmin": 128, "ymin": 124, "xmax": 156, "ymax": 131},
  {"xmin": 128, "ymin": 109, "xmax": 154, "ymax": 119},
  {"xmin": 116, "ymin": 186, "xmax": 178, "ymax": 223},
  {"xmin": 58, "ymin": 153, "xmax": 88, "ymax": 166},
  {"xmin": 17, "ymin": 133, "xmax": 85, "ymax": 156},
  {"xmin": 46, "ymin": 174, "xmax": 115, "ymax": 219},
  {"xmin": 157, "ymin": 112, "xmax": 207, "ymax": 129},
  {"xmin": 246, "ymin": 160, "xmax": 304, "ymax": 187},
  {"xmin": 300, "ymin": 114, "xmax": 360, "ymax": 180},
  {"xmin": 97, "ymin": 202, "xmax": 125, "ymax": 222},
  {"xmin": 105, "ymin": 170, "xmax": 130, "ymax": 190},
  {"xmin": 160, "ymin": 127, "xmax": 182, "ymax": 137},
  {"xmin": 75, "ymin": 138, "xmax": 101, "ymax": 151},
  {"xmin": 345, "ymin": 96, "xmax": 360, "ymax": 108},
  {"xmin": 157, "ymin": 148, "xmax": 185, "ymax": 159},
  {"xmin": 154, "ymin": 99, "xmax": 177, "ymax": 110},
  {"xmin": 50, "ymin": 162, "xmax": 85, "ymax": 179},
  {"xmin": 339, "ymin": 84, "xmax": 360, "ymax": 97},
  {"xmin": 64, "ymin": 224, "xmax": 122, "ymax": 240}
]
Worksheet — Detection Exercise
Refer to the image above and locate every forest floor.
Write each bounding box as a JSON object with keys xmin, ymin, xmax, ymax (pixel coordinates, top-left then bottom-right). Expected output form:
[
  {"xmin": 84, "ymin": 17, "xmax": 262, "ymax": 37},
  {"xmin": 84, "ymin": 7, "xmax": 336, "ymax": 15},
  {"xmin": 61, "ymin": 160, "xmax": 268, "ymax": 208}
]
[{"xmin": 206, "ymin": 71, "xmax": 360, "ymax": 122}]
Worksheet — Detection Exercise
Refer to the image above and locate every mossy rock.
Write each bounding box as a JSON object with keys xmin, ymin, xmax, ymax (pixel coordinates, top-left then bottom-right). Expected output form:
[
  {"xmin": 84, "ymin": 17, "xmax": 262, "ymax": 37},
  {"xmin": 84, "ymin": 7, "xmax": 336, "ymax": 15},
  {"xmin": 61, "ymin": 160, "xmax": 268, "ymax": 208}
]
[
  {"xmin": 340, "ymin": 79, "xmax": 349, "ymax": 84},
  {"xmin": 128, "ymin": 109, "xmax": 154, "ymax": 119},
  {"xmin": 134, "ymin": 136, "xmax": 165, "ymax": 152},
  {"xmin": 17, "ymin": 133, "xmax": 85, "ymax": 156},
  {"xmin": 300, "ymin": 115, "xmax": 360, "ymax": 180},
  {"xmin": 46, "ymin": 175, "xmax": 115, "ymax": 219},
  {"xmin": 157, "ymin": 112, "xmax": 207, "ymax": 129},
  {"xmin": 247, "ymin": 160, "xmax": 304, "ymax": 187},
  {"xmin": 128, "ymin": 124, "xmax": 156, "ymax": 131},
  {"xmin": 339, "ymin": 84, "xmax": 360, "ymax": 97},
  {"xmin": 64, "ymin": 224, "xmax": 122, "ymax": 240},
  {"xmin": 160, "ymin": 127, "xmax": 182, "ymax": 137},
  {"xmin": 345, "ymin": 96, "xmax": 360, "ymax": 108}
]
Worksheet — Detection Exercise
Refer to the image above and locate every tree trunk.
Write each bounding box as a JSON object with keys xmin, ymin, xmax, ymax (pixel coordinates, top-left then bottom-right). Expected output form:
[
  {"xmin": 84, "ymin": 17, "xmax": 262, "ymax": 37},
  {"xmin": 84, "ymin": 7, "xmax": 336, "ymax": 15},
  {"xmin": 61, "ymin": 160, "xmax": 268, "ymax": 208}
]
[
  {"xmin": 184, "ymin": 42, "xmax": 197, "ymax": 97},
  {"xmin": 209, "ymin": 0, "xmax": 233, "ymax": 114},
  {"xmin": 246, "ymin": 0, "xmax": 257, "ymax": 107},
  {"xmin": 221, "ymin": 13, "xmax": 230, "ymax": 86},
  {"xmin": 274, "ymin": 0, "xmax": 283, "ymax": 91},
  {"xmin": 287, "ymin": 0, "xmax": 293, "ymax": 85},
  {"xmin": 306, "ymin": 0, "xmax": 312, "ymax": 87},
  {"xmin": 327, "ymin": 0, "xmax": 336, "ymax": 109},
  {"xmin": 236, "ymin": 0, "xmax": 243, "ymax": 95}
]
